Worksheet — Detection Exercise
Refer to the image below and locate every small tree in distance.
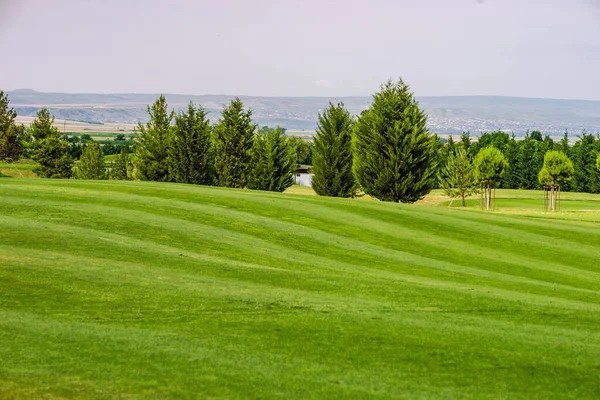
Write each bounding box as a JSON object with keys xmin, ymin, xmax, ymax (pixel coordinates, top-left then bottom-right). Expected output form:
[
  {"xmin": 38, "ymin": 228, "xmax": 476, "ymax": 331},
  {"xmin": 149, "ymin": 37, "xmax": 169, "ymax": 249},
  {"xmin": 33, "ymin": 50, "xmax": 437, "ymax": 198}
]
[
  {"xmin": 312, "ymin": 102, "xmax": 355, "ymax": 197},
  {"xmin": 247, "ymin": 127, "xmax": 295, "ymax": 192},
  {"xmin": 538, "ymin": 150, "xmax": 574, "ymax": 211},
  {"xmin": 440, "ymin": 147, "xmax": 478, "ymax": 207},
  {"xmin": 133, "ymin": 94, "xmax": 173, "ymax": 182},
  {"xmin": 168, "ymin": 102, "xmax": 213, "ymax": 185},
  {"xmin": 74, "ymin": 140, "xmax": 107, "ymax": 180},
  {"xmin": 212, "ymin": 98, "xmax": 255, "ymax": 188},
  {"xmin": 474, "ymin": 146, "xmax": 508, "ymax": 210},
  {"xmin": 110, "ymin": 146, "xmax": 131, "ymax": 180},
  {"xmin": 0, "ymin": 91, "xmax": 28, "ymax": 163}
]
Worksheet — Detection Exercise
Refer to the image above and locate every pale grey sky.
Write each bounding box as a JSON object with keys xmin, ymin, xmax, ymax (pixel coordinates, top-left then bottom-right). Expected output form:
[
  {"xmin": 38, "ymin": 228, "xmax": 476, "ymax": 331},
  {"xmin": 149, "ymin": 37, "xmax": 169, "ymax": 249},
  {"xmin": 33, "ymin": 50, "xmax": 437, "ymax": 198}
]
[{"xmin": 1, "ymin": 0, "xmax": 599, "ymax": 99}]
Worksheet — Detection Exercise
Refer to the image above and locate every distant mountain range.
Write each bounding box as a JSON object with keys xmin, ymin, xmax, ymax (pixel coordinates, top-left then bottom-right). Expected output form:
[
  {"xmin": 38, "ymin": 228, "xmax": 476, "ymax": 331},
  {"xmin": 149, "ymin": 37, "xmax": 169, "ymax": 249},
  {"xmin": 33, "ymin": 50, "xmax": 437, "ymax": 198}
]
[{"xmin": 6, "ymin": 89, "xmax": 600, "ymax": 137}]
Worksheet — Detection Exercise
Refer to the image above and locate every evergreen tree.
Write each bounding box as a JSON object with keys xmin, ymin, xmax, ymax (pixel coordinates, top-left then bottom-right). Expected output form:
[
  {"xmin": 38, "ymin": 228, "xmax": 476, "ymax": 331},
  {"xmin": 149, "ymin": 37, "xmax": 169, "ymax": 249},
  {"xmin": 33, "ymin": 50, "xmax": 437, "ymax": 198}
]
[
  {"xmin": 353, "ymin": 79, "xmax": 438, "ymax": 203},
  {"xmin": 459, "ymin": 132, "xmax": 472, "ymax": 155},
  {"xmin": 560, "ymin": 130, "xmax": 570, "ymax": 155},
  {"xmin": 571, "ymin": 132, "xmax": 597, "ymax": 193},
  {"xmin": 32, "ymin": 135, "xmax": 73, "ymax": 178},
  {"xmin": 132, "ymin": 94, "xmax": 173, "ymax": 182},
  {"xmin": 474, "ymin": 146, "xmax": 508, "ymax": 210},
  {"xmin": 0, "ymin": 91, "xmax": 28, "ymax": 162},
  {"xmin": 518, "ymin": 134, "xmax": 538, "ymax": 189},
  {"xmin": 74, "ymin": 140, "xmax": 107, "ymax": 179},
  {"xmin": 247, "ymin": 127, "xmax": 295, "ymax": 192},
  {"xmin": 440, "ymin": 147, "xmax": 478, "ymax": 207},
  {"xmin": 503, "ymin": 134, "xmax": 520, "ymax": 189},
  {"xmin": 168, "ymin": 102, "xmax": 213, "ymax": 185},
  {"xmin": 212, "ymin": 98, "xmax": 255, "ymax": 188},
  {"xmin": 29, "ymin": 108, "xmax": 73, "ymax": 178},
  {"xmin": 110, "ymin": 146, "xmax": 131, "ymax": 180},
  {"xmin": 311, "ymin": 102, "xmax": 355, "ymax": 197}
]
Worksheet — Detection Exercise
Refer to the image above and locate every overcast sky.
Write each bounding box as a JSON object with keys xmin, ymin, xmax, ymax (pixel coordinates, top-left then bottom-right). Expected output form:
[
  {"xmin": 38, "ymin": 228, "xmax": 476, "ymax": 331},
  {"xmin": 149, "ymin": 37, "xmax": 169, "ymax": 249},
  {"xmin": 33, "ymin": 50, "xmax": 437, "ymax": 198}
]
[{"xmin": 1, "ymin": 0, "xmax": 599, "ymax": 99}]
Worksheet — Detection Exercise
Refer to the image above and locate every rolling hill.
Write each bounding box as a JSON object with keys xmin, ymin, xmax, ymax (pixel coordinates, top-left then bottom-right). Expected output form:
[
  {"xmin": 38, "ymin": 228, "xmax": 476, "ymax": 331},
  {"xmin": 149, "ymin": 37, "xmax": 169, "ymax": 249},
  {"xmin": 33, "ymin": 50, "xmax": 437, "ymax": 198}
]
[
  {"xmin": 7, "ymin": 90, "xmax": 600, "ymax": 136},
  {"xmin": 1, "ymin": 179, "xmax": 600, "ymax": 398}
]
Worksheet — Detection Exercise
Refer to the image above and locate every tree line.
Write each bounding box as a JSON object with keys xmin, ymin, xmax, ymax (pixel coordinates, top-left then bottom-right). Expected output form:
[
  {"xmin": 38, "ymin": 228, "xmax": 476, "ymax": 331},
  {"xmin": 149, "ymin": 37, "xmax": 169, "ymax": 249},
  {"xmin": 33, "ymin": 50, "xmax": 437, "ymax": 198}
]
[{"xmin": 2, "ymin": 84, "xmax": 599, "ymax": 206}]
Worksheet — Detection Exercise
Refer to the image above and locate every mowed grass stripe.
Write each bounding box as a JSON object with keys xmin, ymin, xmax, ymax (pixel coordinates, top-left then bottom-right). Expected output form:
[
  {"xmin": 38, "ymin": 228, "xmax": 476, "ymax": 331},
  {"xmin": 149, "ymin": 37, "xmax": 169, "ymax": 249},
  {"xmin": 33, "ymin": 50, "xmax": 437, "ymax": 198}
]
[{"xmin": 1, "ymin": 179, "xmax": 600, "ymax": 399}]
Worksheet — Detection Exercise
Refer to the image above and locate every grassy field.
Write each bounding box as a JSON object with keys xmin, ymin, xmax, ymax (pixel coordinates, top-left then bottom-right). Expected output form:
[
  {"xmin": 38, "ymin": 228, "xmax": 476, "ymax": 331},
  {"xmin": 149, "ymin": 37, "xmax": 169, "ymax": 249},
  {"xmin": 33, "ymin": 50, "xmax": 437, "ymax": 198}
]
[
  {"xmin": 0, "ymin": 160, "xmax": 38, "ymax": 178},
  {"xmin": 1, "ymin": 180, "xmax": 600, "ymax": 399}
]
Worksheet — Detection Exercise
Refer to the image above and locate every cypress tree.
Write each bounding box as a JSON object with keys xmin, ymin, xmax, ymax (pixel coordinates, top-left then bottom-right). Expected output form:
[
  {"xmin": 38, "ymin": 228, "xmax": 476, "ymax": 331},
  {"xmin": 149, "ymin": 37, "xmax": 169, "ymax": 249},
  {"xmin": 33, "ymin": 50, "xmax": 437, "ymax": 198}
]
[
  {"xmin": 212, "ymin": 98, "xmax": 255, "ymax": 188},
  {"xmin": 247, "ymin": 127, "xmax": 295, "ymax": 192},
  {"xmin": 110, "ymin": 146, "xmax": 130, "ymax": 180},
  {"xmin": 572, "ymin": 132, "xmax": 597, "ymax": 193},
  {"xmin": 353, "ymin": 79, "xmax": 438, "ymax": 203},
  {"xmin": 168, "ymin": 102, "xmax": 213, "ymax": 185},
  {"xmin": 518, "ymin": 134, "xmax": 538, "ymax": 189},
  {"xmin": 74, "ymin": 140, "xmax": 107, "ymax": 179},
  {"xmin": 311, "ymin": 102, "xmax": 355, "ymax": 197},
  {"xmin": 132, "ymin": 94, "xmax": 173, "ymax": 182}
]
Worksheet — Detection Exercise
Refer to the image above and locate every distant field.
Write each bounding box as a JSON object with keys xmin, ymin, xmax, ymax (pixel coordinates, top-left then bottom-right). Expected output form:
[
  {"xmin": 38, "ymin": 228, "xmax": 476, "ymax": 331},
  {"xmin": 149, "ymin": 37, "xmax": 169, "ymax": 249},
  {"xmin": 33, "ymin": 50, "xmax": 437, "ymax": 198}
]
[
  {"xmin": 0, "ymin": 160, "xmax": 38, "ymax": 178},
  {"xmin": 1, "ymin": 180, "xmax": 600, "ymax": 399}
]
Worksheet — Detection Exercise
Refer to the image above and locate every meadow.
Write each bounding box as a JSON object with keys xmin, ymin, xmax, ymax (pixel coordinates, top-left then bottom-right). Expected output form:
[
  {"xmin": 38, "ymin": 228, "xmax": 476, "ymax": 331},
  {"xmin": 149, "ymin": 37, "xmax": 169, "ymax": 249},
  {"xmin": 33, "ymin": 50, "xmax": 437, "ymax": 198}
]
[{"xmin": 0, "ymin": 179, "xmax": 599, "ymax": 399}]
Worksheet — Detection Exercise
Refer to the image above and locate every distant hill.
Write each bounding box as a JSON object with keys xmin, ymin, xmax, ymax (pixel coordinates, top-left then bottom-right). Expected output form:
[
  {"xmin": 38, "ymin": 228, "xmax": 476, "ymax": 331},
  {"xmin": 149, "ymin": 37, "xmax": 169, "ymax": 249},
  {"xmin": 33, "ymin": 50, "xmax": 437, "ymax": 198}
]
[{"xmin": 6, "ymin": 90, "xmax": 600, "ymax": 136}]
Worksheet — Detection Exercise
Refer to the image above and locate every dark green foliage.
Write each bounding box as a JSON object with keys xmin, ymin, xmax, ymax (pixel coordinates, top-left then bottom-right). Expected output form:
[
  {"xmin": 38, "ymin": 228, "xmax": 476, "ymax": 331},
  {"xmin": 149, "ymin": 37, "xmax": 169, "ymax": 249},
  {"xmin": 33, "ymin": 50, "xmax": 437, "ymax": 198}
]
[
  {"xmin": 0, "ymin": 91, "xmax": 28, "ymax": 162},
  {"xmin": 517, "ymin": 134, "xmax": 540, "ymax": 189},
  {"xmin": 29, "ymin": 108, "xmax": 73, "ymax": 178},
  {"xmin": 168, "ymin": 103, "xmax": 213, "ymax": 185},
  {"xmin": 74, "ymin": 140, "xmax": 107, "ymax": 180},
  {"xmin": 28, "ymin": 108, "xmax": 61, "ymax": 141},
  {"xmin": 247, "ymin": 127, "xmax": 295, "ymax": 192},
  {"xmin": 353, "ymin": 79, "xmax": 438, "ymax": 203},
  {"xmin": 212, "ymin": 98, "xmax": 255, "ymax": 188},
  {"xmin": 560, "ymin": 131, "xmax": 570, "ymax": 155},
  {"xmin": 459, "ymin": 132, "xmax": 472, "ymax": 155},
  {"xmin": 472, "ymin": 131, "xmax": 510, "ymax": 155},
  {"xmin": 311, "ymin": 102, "xmax": 355, "ymax": 197},
  {"xmin": 133, "ymin": 95, "xmax": 174, "ymax": 182},
  {"xmin": 32, "ymin": 135, "xmax": 73, "ymax": 178},
  {"xmin": 503, "ymin": 135, "xmax": 520, "ymax": 189},
  {"xmin": 110, "ymin": 147, "xmax": 131, "ymax": 180},
  {"xmin": 571, "ymin": 132, "xmax": 600, "ymax": 193}
]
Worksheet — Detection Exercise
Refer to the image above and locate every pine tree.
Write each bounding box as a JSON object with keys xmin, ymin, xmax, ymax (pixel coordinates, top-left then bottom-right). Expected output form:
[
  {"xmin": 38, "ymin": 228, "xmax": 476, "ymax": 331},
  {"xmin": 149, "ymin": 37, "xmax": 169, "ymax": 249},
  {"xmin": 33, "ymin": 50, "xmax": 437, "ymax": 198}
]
[
  {"xmin": 518, "ymin": 135, "xmax": 538, "ymax": 189},
  {"xmin": 247, "ymin": 127, "xmax": 295, "ymax": 192},
  {"xmin": 212, "ymin": 98, "xmax": 255, "ymax": 188},
  {"xmin": 74, "ymin": 140, "xmax": 107, "ymax": 179},
  {"xmin": 352, "ymin": 79, "xmax": 438, "ymax": 203},
  {"xmin": 132, "ymin": 95, "xmax": 173, "ymax": 182},
  {"xmin": 311, "ymin": 102, "xmax": 355, "ymax": 197},
  {"xmin": 440, "ymin": 147, "xmax": 478, "ymax": 207},
  {"xmin": 110, "ymin": 146, "xmax": 131, "ymax": 180},
  {"xmin": 29, "ymin": 108, "xmax": 73, "ymax": 178},
  {"xmin": 168, "ymin": 102, "xmax": 213, "ymax": 185},
  {"xmin": 0, "ymin": 91, "xmax": 28, "ymax": 162},
  {"xmin": 560, "ymin": 130, "xmax": 570, "ymax": 155},
  {"xmin": 32, "ymin": 135, "xmax": 73, "ymax": 178}
]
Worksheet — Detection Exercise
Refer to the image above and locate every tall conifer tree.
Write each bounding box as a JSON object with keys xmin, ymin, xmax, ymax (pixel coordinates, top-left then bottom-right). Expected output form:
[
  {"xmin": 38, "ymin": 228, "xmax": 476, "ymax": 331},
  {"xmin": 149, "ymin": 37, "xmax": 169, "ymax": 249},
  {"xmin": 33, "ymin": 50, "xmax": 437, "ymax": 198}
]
[
  {"xmin": 168, "ymin": 102, "xmax": 213, "ymax": 185},
  {"xmin": 212, "ymin": 98, "xmax": 255, "ymax": 188},
  {"xmin": 311, "ymin": 102, "xmax": 355, "ymax": 197},
  {"xmin": 133, "ymin": 95, "xmax": 173, "ymax": 182},
  {"xmin": 352, "ymin": 79, "xmax": 438, "ymax": 203},
  {"xmin": 74, "ymin": 140, "xmax": 107, "ymax": 179},
  {"xmin": 247, "ymin": 127, "xmax": 295, "ymax": 192}
]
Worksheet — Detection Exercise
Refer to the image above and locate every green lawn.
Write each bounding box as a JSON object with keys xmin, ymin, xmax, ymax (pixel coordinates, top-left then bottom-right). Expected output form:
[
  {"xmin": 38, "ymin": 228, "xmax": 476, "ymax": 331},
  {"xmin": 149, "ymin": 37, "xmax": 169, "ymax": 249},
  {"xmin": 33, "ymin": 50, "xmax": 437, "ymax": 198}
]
[{"xmin": 1, "ymin": 180, "xmax": 599, "ymax": 399}]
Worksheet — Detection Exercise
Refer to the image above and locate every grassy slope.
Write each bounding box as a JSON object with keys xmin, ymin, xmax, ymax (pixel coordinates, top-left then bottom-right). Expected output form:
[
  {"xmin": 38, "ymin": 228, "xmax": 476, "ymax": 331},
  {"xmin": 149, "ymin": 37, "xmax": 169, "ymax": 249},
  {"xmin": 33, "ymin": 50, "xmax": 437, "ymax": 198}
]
[{"xmin": 1, "ymin": 180, "xmax": 599, "ymax": 399}]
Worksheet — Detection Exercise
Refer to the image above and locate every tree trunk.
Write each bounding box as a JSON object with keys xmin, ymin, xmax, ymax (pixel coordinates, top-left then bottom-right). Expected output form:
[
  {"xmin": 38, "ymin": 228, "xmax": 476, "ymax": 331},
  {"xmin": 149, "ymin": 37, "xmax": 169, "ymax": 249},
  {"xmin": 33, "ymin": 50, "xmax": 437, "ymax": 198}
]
[
  {"xmin": 462, "ymin": 193, "xmax": 466, "ymax": 207},
  {"xmin": 551, "ymin": 180, "xmax": 555, "ymax": 212},
  {"xmin": 486, "ymin": 185, "xmax": 491, "ymax": 211}
]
